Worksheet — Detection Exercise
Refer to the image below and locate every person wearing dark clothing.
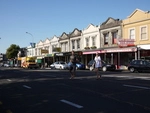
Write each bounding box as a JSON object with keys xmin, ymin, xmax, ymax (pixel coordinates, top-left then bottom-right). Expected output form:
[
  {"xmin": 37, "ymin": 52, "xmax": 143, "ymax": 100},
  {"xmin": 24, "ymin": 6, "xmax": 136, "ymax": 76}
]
[{"xmin": 69, "ymin": 51, "xmax": 78, "ymax": 79}]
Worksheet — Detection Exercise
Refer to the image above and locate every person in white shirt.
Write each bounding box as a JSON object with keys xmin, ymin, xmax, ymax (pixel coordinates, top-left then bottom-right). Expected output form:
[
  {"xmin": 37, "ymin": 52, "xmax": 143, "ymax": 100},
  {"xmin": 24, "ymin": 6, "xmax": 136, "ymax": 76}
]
[{"xmin": 93, "ymin": 52, "xmax": 102, "ymax": 79}]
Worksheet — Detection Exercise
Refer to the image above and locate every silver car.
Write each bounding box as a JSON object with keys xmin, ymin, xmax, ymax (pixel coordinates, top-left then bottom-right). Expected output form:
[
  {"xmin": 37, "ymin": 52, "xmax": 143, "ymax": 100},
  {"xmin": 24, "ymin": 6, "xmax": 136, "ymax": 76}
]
[
  {"xmin": 4, "ymin": 64, "xmax": 10, "ymax": 67},
  {"xmin": 50, "ymin": 61, "xmax": 68, "ymax": 70}
]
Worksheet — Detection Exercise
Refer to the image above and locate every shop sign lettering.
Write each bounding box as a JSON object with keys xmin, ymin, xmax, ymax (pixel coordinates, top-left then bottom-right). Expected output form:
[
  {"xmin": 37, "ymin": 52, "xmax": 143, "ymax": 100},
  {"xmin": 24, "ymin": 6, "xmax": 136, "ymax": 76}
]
[{"xmin": 118, "ymin": 39, "xmax": 135, "ymax": 47}]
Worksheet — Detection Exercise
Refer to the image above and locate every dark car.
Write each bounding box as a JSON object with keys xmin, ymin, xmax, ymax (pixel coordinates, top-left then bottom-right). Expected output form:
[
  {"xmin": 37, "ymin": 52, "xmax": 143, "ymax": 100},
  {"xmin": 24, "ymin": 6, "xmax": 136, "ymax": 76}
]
[
  {"xmin": 76, "ymin": 62, "xmax": 85, "ymax": 70},
  {"xmin": 66, "ymin": 62, "xmax": 85, "ymax": 70},
  {"xmin": 88, "ymin": 60, "xmax": 116, "ymax": 72},
  {"xmin": 128, "ymin": 59, "xmax": 150, "ymax": 73}
]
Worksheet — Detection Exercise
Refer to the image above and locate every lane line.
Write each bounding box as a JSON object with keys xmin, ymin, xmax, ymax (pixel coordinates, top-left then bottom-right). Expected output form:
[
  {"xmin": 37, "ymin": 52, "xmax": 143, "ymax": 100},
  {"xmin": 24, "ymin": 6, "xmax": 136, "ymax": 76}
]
[
  {"xmin": 123, "ymin": 84, "xmax": 150, "ymax": 90},
  {"xmin": 23, "ymin": 85, "xmax": 31, "ymax": 89},
  {"xmin": 7, "ymin": 79, "xmax": 11, "ymax": 81},
  {"xmin": 102, "ymin": 75, "xmax": 150, "ymax": 80},
  {"xmin": 60, "ymin": 99, "xmax": 83, "ymax": 108}
]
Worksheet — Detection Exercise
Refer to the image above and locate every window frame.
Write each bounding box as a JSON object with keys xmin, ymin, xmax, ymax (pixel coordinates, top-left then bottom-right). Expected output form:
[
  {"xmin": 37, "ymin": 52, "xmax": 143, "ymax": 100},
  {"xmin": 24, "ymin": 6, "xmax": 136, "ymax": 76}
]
[
  {"xmin": 112, "ymin": 31, "xmax": 118, "ymax": 44},
  {"xmin": 72, "ymin": 40, "xmax": 75, "ymax": 50},
  {"xmin": 128, "ymin": 28, "xmax": 135, "ymax": 40},
  {"xmin": 85, "ymin": 37, "xmax": 89, "ymax": 47},
  {"xmin": 77, "ymin": 39, "xmax": 80, "ymax": 49},
  {"xmin": 139, "ymin": 25, "xmax": 148, "ymax": 40},
  {"xmin": 104, "ymin": 33, "xmax": 109, "ymax": 45},
  {"xmin": 91, "ymin": 36, "xmax": 96, "ymax": 46},
  {"xmin": 65, "ymin": 42, "xmax": 68, "ymax": 52}
]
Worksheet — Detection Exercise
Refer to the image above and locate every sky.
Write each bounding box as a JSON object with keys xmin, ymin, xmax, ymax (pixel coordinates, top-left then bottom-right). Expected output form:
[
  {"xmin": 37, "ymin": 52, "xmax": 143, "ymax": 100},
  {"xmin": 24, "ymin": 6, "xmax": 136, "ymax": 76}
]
[{"xmin": 0, "ymin": 0, "xmax": 150, "ymax": 54}]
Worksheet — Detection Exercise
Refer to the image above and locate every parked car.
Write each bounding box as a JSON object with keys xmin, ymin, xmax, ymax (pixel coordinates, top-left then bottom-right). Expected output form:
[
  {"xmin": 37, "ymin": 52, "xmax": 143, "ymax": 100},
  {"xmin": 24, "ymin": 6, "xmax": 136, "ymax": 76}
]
[
  {"xmin": 3, "ymin": 64, "xmax": 10, "ymax": 67},
  {"xmin": 128, "ymin": 59, "xmax": 150, "ymax": 73},
  {"xmin": 50, "ymin": 61, "xmax": 68, "ymax": 70},
  {"xmin": 76, "ymin": 62, "xmax": 85, "ymax": 70},
  {"xmin": 88, "ymin": 60, "xmax": 116, "ymax": 72},
  {"xmin": 66, "ymin": 62, "xmax": 85, "ymax": 70}
]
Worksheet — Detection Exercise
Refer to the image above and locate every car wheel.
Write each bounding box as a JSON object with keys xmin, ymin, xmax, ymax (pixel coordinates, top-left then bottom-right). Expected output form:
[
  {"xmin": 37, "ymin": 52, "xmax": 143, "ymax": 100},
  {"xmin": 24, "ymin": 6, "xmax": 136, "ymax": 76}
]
[
  {"xmin": 60, "ymin": 66, "xmax": 62, "ymax": 70},
  {"xmin": 102, "ymin": 66, "xmax": 107, "ymax": 72},
  {"xmin": 129, "ymin": 67, "xmax": 135, "ymax": 73}
]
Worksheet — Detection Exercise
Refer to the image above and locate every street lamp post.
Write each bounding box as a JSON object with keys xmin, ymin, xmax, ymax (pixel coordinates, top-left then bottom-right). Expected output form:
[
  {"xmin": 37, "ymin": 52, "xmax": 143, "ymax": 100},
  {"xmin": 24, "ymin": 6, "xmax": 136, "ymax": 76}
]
[{"xmin": 26, "ymin": 32, "xmax": 34, "ymax": 56}]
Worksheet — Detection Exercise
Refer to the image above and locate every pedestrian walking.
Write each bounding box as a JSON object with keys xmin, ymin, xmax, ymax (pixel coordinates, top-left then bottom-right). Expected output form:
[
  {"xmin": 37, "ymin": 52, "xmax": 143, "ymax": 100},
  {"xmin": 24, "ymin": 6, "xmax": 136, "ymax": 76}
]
[
  {"xmin": 69, "ymin": 51, "xmax": 78, "ymax": 79},
  {"xmin": 92, "ymin": 52, "xmax": 102, "ymax": 79}
]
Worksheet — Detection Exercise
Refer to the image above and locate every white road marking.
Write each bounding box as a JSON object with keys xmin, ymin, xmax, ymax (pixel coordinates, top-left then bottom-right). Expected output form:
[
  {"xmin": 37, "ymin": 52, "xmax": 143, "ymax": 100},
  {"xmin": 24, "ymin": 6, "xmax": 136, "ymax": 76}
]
[
  {"xmin": 7, "ymin": 79, "xmax": 11, "ymax": 81},
  {"xmin": 123, "ymin": 84, "xmax": 150, "ymax": 90},
  {"xmin": 23, "ymin": 85, "xmax": 31, "ymax": 89},
  {"xmin": 102, "ymin": 75, "xmax": 150, "ymax": 80},
  {"xmin": 60, "ymin": 99, "xmax": 83, "ymax": 108}
]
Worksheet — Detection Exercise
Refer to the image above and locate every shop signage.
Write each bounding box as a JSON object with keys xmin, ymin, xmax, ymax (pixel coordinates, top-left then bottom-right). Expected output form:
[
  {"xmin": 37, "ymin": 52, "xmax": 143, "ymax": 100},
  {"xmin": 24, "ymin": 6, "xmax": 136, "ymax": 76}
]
[
  {"xmin": 46, "ymin": 54, "xmax": 54, "ymax": 57},
  {"xmin": 41, "ymin": 49, "xmax": 49, "ymax": 54},
  {"xmin": 55, "ymin": 53, "xmax": 63, "ymax": 56},
  {"xmin": 83, "ymin": 50, "xmax": 105, "ymax": 55},
  {"xmin": 53, "ymin": 47, "xmax": 61, "ymax": 52},
  {"xmin": 106, "ymin": 47, "xmax": 137, "ymax": 53},
  {"xmin": 37, "ymin": 57, "xmax": 43, "ymax": 59},
  {"xmin": 118, "ymin": 39, "xmax": 135, "ymax": 47},
  {"xmin": 64, "ymin": 51, "xmax": 82, "ymax": 56}
]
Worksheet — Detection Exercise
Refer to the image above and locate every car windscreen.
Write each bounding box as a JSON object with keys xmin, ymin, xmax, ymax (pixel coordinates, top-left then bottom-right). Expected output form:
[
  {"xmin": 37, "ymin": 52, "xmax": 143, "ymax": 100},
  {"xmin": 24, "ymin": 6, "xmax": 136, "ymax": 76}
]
[
  {"xmin": 60, "ymin": 62, "xmax": 65, "ymax": 64},
  {"xmin": 102, "ymin": 60, "xmax": 111, "ymax": 64}
]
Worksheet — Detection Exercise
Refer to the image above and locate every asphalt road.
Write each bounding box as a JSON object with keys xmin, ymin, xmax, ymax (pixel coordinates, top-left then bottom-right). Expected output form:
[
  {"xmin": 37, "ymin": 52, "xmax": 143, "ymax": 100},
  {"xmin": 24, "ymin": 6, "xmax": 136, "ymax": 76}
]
[{"xmin": 0, "ymin": 67, "xmax": 150, "ymax": 113}]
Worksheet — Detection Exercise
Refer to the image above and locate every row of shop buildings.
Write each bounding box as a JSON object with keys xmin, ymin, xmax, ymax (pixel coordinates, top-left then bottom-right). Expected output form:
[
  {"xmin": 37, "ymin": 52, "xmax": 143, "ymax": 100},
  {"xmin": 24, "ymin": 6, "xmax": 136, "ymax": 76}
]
[{"xmin": 22, "ymin": 9, "xmax": 150, "ymax": 69}]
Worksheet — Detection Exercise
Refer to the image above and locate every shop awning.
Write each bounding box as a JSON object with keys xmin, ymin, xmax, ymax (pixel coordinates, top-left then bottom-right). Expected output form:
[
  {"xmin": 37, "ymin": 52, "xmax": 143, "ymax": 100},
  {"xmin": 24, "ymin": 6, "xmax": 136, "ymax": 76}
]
[
  {"xmin": 36, "ymin": 59, "xmax": 42, "ymax": 63},
  {"xmin": 83, "ymin": 50, "xmax": 105, "ymax": 55},
  {"xmin": 138, "ymin": 45, "xmax": 150, "ymax": 50},
  {"xmin": 105, "ymin": 47, "xmax": 137, "ymax": 53}
]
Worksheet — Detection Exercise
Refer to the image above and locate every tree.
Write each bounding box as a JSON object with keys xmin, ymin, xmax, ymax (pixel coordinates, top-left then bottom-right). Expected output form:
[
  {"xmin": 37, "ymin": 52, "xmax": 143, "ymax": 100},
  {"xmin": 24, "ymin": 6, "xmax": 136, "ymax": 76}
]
[{"xmin": 6, "ymin": 44, "xmax": 20, "ymax": 59}]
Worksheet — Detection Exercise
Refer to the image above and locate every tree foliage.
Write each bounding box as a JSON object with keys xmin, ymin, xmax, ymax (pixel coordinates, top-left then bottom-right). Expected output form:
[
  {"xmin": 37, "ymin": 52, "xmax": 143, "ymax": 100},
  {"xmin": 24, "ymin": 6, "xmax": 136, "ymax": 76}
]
[{"xmin": 6, "ymin": 44, "xmax": 20, "ymax": 59}]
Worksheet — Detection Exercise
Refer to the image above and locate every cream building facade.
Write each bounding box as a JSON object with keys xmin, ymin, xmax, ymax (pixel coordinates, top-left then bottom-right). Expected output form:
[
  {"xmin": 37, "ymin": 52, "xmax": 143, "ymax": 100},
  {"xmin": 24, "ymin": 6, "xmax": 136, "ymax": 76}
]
[{"xmin": 122, "ymin": 8, "xmax": 150, "ymax": 60}]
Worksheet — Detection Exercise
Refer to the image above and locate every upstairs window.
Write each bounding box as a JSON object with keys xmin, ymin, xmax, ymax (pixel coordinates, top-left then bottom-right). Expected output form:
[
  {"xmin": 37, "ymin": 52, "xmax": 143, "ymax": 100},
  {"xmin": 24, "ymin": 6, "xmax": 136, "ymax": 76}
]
[
  {"xmin": 77, "ymin": 39, "xmax": 80, "ymax": 49},
  {"xmin": 112, "ymin": 31, "xmax": 118, "ymax": 44},
  {"xmin": 52, "ymin": 45, "xmax": 56, "ymax": 52},
  {"xmin": 104, "ymin": 33, "xmax": 109, "ymax": 45},
  {"xmin": 65, "ymin": 42, "xmax": 68, "ymax": 51},
  {"xmin": 92, "ymin": 36, "xmax": 96, "ymax": 46},
  {"xmin": 85, "ymin": 38, "xmax": 89, "ymax": 47},
  {"xmin": 140, "ymin": 26, "xmax": 147, "ymax": 40},
  {"xmin": 129, "ymin": 28, "xmax": 135, "ymax": 39},
  {"xmin": 72, "ymin": 40, "xmax": 75, "ymax": 49}
]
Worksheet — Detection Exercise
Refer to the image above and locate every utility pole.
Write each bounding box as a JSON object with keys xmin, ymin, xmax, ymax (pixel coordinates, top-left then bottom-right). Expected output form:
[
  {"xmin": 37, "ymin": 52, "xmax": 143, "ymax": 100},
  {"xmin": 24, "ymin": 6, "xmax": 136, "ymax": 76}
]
[{"xmin": 26, "ymin": 32, "xmax": 34, "ymax": 57}]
